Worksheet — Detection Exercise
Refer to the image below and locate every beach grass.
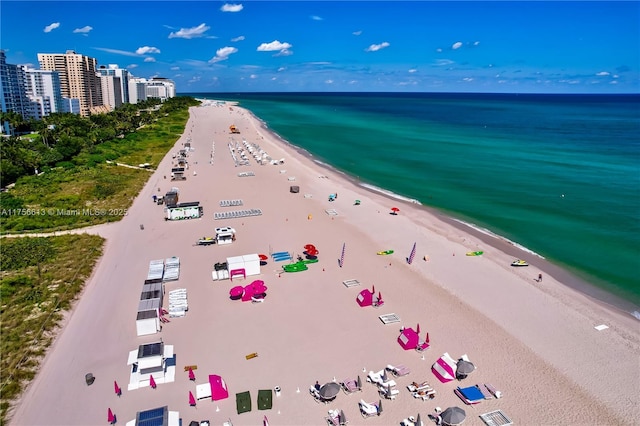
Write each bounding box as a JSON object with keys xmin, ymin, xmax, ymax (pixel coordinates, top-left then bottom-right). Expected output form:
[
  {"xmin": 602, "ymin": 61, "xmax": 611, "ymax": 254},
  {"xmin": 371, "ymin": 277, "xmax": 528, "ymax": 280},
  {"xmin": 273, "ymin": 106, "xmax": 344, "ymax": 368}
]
[
  {"xmin": 0, "ymin": 107, "xmax": 192, "ymax": 234},
  {"xmin": 0, "ymin": 234, "xmax": 104, "ymax": 423}
]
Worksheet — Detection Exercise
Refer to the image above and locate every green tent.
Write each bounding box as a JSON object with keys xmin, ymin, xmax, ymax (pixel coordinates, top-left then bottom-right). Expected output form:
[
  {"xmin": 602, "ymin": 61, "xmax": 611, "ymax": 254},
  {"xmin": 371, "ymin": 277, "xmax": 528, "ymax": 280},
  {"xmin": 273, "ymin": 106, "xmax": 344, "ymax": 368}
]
[
  {"xmin": 257, "ymin": 389, "xmax": 273, "ymax": 410},
  {"xmin": 236, "ymin": 391, "xmax": 252, "ymax": 414}
]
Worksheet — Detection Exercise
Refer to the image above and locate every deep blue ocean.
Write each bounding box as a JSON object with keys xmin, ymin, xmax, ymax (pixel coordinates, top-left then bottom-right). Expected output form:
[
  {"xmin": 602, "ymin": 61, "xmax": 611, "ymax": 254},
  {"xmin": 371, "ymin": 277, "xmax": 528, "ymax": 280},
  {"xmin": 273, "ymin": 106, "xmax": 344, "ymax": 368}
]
[{"xmin": 185, "ymin": 92, "xmax": 640, "ymax": 311}]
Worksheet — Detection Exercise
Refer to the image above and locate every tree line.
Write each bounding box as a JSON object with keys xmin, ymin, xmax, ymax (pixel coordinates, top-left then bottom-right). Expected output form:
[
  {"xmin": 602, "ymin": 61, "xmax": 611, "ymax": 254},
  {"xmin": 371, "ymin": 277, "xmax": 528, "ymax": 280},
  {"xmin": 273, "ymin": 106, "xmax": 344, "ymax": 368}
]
[{"xmin": 0, "ymin": 96, "xmax": 199, "ymax": 186}]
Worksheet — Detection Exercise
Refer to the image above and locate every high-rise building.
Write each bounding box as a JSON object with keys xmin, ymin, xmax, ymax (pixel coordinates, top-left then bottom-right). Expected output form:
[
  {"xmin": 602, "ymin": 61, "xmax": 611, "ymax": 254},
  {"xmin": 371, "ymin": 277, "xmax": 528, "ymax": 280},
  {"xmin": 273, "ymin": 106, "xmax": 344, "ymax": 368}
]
[
  {"xmin": 97, "ymin": 64, "xmax": 130, "ymax": 104},
  {"xmin": 146, "ymin": 77, "xmax": 176, "ymax": 101},
  {"xmin": 99, "ymin": 74, "xmax": 122, "ymax": 110},
  {"xmin": 22, "ymin": 68, "xmax": 65, "ymax": 119},
  {"xmin": 37, "ymin": 50, "xmax": 103, "ymax": 116},
  {"xmin": 0, "ymin": 50, "xmax": 31, "ymax": 125},
  {"xmin": 128, "ymin": 77, "xmax": 148, "ymax": 104}
]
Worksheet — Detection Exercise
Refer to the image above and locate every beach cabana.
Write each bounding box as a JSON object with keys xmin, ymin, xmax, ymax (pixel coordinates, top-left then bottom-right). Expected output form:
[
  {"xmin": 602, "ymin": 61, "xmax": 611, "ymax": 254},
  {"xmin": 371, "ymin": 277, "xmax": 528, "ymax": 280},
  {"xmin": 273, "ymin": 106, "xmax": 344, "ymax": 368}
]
[
  {"xmin": 210, "ymin": 375, "xmax": 229, "ymax": 401},
  {"xmin": 236, "ymin": 391, "xmax": 252, "ymax": 414},
  {"xmin": 356, "ymin": 288, "xmax": 374, "ymax": 307},
  {"xmin": 432, "ymin": 353, "xmax": 458, "ymax": 383},
  {"xmin": 257, "ymin": 389, "xmax": 273, "ymax": 410},
  {"xmin": 397, "ymin": 326, "xmax": 420, "ymax": 350}
]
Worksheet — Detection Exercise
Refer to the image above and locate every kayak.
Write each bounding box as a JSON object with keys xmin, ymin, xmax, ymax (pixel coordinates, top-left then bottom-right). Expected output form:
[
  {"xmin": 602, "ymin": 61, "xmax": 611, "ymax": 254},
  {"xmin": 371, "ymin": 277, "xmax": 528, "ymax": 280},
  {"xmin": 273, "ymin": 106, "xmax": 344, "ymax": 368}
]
[
  {"xmin": 283, "ymin": 262, "xmax": 309, "ymax": 273},
  {"xmin": 511, "ymin": 259, "xmax": 529, "ymax": 267},
  {"xmin": 377, "ymin": 250, "xmax": 394, "ymax": 255},
  {"xmin": 197, "ymin": 237, "xmax": 216, "ymax": 246},
  {"xmin": 466, "ymin": 251, "xmax": 484, "ymax": 256}
]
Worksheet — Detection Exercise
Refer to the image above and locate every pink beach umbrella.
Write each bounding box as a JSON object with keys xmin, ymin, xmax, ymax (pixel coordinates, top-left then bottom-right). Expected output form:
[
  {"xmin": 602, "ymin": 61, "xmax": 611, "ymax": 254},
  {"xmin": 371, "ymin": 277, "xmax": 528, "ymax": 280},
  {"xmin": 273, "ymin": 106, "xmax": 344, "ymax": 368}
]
[
  {"xmin": 114, "ymin": 380, "xmax": 121, "ymax": 397},
  {"xmin": 149, "ymin": 375, "xmax": 157, "ymax": 389},
  {"xmin": 263, "ymin": 415, "xmax": 270, "ymax": 426},
  {"xmin": 188, "ymin": 367, "xmax": 195, "ymax": 381},
  {"xmin": 189, "ymin": 391, "xmax": 196, "ymax": 406},
  {"xmin": 107, "ymin": 408, "xmax": 115, "ymax": 424}
]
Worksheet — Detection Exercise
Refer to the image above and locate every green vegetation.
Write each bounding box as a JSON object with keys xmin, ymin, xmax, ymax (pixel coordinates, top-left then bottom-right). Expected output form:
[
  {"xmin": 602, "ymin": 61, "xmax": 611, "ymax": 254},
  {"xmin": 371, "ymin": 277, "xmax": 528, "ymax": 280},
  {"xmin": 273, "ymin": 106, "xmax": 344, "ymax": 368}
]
[
  {"xmin": 0, "ymin": 96, "xmax": 199, "ymax": 421},
  {"xmin": 0, "ymin": 96, "xmax": 199, "ymax": 233},
  {"xmin": 0, "ymin": 234, "xmax": 105, "ymax": 423}
]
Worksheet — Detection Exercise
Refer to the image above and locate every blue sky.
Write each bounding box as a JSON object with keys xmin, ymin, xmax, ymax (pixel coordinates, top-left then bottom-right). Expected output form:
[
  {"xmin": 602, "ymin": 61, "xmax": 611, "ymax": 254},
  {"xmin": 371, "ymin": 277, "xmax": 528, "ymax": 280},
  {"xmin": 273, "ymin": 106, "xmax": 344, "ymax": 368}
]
[{"xmin": 2, "ymin": 1, "xmax": 639, "ymax": 94}]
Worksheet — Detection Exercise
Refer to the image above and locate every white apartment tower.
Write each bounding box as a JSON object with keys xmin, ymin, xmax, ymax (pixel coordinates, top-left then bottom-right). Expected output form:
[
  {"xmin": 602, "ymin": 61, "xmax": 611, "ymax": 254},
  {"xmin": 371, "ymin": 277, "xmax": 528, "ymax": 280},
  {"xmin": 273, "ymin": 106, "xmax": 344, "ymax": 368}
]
[
  {"xmin": 97, "ymin": 64, "xmax": 130, "ymax": 104},
  {"xmin": 37, "ymin": 50, "xmax": 103, "ymax": 116},
  {"xmin": 22, "ymin": 68, "xmax": 65, "ymax": 119},
  {"xmin": 99, "ymin": 74, "xmax": 122, "ymax": 110}
]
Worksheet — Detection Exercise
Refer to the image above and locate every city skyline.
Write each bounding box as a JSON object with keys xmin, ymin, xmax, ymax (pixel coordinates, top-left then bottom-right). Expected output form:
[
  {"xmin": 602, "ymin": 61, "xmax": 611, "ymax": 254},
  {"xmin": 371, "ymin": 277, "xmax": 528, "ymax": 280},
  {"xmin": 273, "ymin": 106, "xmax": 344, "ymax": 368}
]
[{"xmin": 2, "ymin": 1, "xmax": 639, "ymax": 94}]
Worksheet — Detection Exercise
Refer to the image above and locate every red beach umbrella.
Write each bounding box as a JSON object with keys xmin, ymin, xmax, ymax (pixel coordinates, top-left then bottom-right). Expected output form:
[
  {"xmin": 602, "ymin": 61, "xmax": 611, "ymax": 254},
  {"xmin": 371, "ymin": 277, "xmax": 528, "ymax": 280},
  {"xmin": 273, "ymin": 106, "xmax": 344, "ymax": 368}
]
[
  {"xmin": 391, "ymin": 207, "xmax": 400, "ymax": 215},
  {"xmin": 188, "ymin": 367, "xmax": 195, "ymax": 381},
  {"xmin": 371, "ymin": 285, "xmax": 375, "ymax": 295},
  {"xmin": 107, "ymin": 408, "xmax": 115, "ymax": 424},
  {"xmin": 114, "ymin": 380, "xmax": 121, "ymax": 396},
  {"xmin": 425, "ymin": 332, "xmax": 430, "ymax": 343},
  {"xmin": 259, "ymin": 254, "xmax": 268, "ymax": 261},
  {"xmin": 150, "ymin": 375, "xmax": 157, "ymax": 389},
  {"xmin": 304, "ymin": 244, "xmax": 316, "ymax": 251},
  {"xmin": 189, "ymin": 391, "xmax": 196, "ymax": 406},
  {"xmin": 378, "ymin": 291, "xmax": 383, "ymax": 303},
  {"xmin": 416, "ymin": 323, "xmax": 421, "ymax": 335}
]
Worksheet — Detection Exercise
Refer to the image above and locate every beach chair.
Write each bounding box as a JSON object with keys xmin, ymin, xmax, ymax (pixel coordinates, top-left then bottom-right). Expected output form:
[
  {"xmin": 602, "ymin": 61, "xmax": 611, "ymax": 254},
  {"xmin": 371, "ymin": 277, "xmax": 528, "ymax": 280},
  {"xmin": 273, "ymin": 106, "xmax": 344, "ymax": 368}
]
[
  {"xmin": 341, "ymin": 378, "xmax": 361, "ymax": 394},
  {"xmin": 378, "ymin": 384, "xmax": 399, "ymax": 400},
  {"xmin": 412, "ymin": 387, "xmax": 436, "ymax": 401},
  {"xmin": 367, "ymin": 370, "xmax": 396, "ymax": 387},
  {"xmin": 310, "ymin": 386, "xmax": 322, "ymax": 403},
  {"xmin": 325, "ymin": 409, "xmax": 340, "ymax": 426},
  {"xmin": 358, "ymin": 400, "xmax": 379, "ymax": 418},
  {"xmin": 386, "ymin": 364, "xmax": 411, "ymax": 377},
  {"xmin": 407, "ymin": 381, "xmax": 431, "ymax": 393}
]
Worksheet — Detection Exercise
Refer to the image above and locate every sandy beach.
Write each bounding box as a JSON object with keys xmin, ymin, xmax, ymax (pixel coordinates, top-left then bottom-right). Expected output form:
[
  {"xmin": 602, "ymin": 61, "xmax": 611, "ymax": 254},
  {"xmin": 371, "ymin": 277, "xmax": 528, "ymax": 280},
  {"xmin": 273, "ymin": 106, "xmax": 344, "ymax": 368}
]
[{"xmin": 8, "ymin": 102, "xmax": 640, "ymax": 426}]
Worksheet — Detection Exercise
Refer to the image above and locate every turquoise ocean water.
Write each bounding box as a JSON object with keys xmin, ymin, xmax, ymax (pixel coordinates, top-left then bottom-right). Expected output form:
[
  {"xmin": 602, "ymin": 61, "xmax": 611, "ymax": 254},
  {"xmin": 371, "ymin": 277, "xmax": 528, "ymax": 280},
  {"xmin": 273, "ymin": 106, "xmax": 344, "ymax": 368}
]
[{"xmin": 186, "ymin": 92, "xmax": 640, "ymax": 312}]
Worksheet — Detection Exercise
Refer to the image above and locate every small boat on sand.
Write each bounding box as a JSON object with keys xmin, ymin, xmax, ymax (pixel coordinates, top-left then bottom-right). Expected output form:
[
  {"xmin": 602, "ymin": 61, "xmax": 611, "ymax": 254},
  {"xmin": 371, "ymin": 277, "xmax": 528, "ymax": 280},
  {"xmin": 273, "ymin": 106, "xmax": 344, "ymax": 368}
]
[
  {"xmin": 511, "ymin": 259, "xmax": 529, "ymax": 267},
  {"xmin": 466, "ymin": 251, "xmax": 484, "ymax": 256},
  {"xmin": 197, "ymin": 237, "xmax": 216, "ymax": 246},
  {"xmin": 377, "ymin": 250, "xmax": 394, "ymax": 255}
]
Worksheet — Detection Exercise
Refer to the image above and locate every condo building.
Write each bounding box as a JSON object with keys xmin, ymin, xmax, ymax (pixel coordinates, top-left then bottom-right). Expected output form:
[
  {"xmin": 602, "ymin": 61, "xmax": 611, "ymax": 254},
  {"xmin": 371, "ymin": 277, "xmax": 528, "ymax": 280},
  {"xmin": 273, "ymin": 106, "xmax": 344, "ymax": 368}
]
[{"xmin": 37, "ymin": 50, "xmax": 103, "ymax": 116}]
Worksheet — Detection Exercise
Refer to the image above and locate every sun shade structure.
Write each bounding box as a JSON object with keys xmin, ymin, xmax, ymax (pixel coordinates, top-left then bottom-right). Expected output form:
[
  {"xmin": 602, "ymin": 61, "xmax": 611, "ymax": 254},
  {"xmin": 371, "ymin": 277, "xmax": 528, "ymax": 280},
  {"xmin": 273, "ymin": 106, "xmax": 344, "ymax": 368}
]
[
  {"xmin": 440, "ymin": 406, "xmax": 466, "ymax": 425},
  {"xmin": 236, "ymin": 391, "xmax": 252, "ymax": 414},
  {"xmin": 432, "ymin": 353, "xmax": 457, "ymax": 383},
  {"xmin": 134, "ymin": 406, "xmax": 180, "ymax": 426},
  {"xmin": 319, "ymin": 382, "xmax": 341, "ymax": 401},
  {"xmin": 209, "ymin": 374, "xmax": 229, "ymax": 401},
  {"xmin": 398, "ymin": 325, "xmax": 420, "ymax": 350},
  {"xmin": 257, "ymin": 389, "xmax": 273, "ymax": 410},
  {"xmin": 456, "ymin": 360, "xmax": 476, "ymax": 380}
]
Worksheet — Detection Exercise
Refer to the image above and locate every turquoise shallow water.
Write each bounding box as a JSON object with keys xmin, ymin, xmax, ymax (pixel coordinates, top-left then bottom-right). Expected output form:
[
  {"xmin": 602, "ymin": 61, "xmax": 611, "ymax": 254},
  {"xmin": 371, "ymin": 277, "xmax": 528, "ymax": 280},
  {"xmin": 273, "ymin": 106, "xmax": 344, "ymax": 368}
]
[{"xmin": 186, "ymin": 92, "xmax": 640, "ymax": 310}]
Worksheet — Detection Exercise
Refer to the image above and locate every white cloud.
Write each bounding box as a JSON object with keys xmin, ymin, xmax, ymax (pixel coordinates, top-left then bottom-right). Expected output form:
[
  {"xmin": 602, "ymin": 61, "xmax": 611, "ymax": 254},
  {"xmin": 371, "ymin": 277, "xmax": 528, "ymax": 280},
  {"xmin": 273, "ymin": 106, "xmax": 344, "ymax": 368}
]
[
  {"xmin": 408, "ymin": 69, "xmax": 417, "ymax": 73},
  {"xmin": 277, "ymin": 67, "xmax": 286, "ymax": 72},
  {"xmin": 325, "ymin": 80, "xmax": 334, "ymax": 84},
  {"xmin": 231, "ymin": 36, "xmax": 245, "ymax": 42},
  {"xmin": 436, "ymin": 48, "xmax": 443, "ymax": 53},
  {"xmin": 365, "ymin": 42, "xmax": 390, "ymax": 52},
  {"xmin": 352, "ymin": 30, "xmax": 362, "ymax": 36},
  {"xmin": 473, "ymin": 41, "xmax": 480, "ymax": 46},
  {"xmin": 462, "ymin": 77, "xmax": 473, "ymax": 81},
  {"xmin": 595, "ymin": 71, "xmax": 610, "ymax": 76},
  {"xmin": 610, "ymin": 80, "xmax": 618, "ymax": 84},
  {"xmin": 170, "ymin": 66, "xmax": 180, "ymax": 71},
  {"xmin": 452, "ymin": 42, "xmax": 463, "ymax": 50},
  {"xmin": 169, "ymin": 23, "xmax": 210, "ymax": 39},
  {"xmin": 144, "ymin": 57, "xmax": 156, "ymax": 62},
  {"xmin": 274, "ymin": 49, "xmax": 292, "ymax": 57},
  {"xmin": 188, "ymin": 76, "xmax": 201, "ymax": 83},
  {"xmin": 94, "ymin": 47, "xmax": 139, "ymax": 57},
  {"xmin": 271, "ymin": 77, "xmax": 277, "ymax": 81},
  {"xmin": 250, "ymin": 74, "xmax": 257, "ymax": 79},
  {"xmin": 257, "ymin": 40, "xmax": 292, "ymax": 52},
  {"xmin": 136, "ymin": 46, "xmax": 161, "ymax": 55},
  {"xmin": 44, "ymin": 22, "xmax": 60, "ymax": 33},
  {"xmin": 435, "ymin": 59, "xmax": 454, "ymax": 66},
  {"xmin": 127, "ymin": 64, "xmax": 138, "ymax": 69},
  {"xmin": 209, "ymin": 46, "xmax": 238, "ymax": 63},
  {"xmin": 311, "ymin": 15, "xmax": 323, "ymax": 21},
  {"xmin": 73, "ymin": 26, "xmax": 93, "ymax": 34},
  {"xmin": 221, "ymin": 3, "xmax": 243, "ymax": 12}
]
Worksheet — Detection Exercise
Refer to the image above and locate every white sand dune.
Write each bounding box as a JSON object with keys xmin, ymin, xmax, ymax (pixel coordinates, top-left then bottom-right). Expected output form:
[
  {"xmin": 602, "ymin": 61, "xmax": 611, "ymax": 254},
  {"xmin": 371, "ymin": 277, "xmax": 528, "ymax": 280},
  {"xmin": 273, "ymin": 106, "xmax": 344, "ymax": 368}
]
[{"xmin": 8, "ymin": 103, "xmax": 640, "ymax": 426}]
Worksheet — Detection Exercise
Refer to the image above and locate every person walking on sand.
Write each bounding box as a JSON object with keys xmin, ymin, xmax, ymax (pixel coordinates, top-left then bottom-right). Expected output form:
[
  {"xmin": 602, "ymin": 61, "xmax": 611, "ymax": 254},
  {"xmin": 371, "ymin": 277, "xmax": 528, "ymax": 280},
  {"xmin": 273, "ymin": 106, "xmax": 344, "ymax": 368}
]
[{"xmin": 538, "ymin": 273, "xmax": 543, "ymax": 282}]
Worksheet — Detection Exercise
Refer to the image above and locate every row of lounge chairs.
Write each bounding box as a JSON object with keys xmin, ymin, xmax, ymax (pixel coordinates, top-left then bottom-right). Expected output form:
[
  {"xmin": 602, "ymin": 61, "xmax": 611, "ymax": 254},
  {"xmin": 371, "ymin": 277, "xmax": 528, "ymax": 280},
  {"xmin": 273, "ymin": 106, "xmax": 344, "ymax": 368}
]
[
  {"xmin": 214, "ymin": 209, "xmax": 262, "ymax": 220},
  {"xmin": 219, "ymin": 199, "xmax": 244, "ymax": 207}
]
